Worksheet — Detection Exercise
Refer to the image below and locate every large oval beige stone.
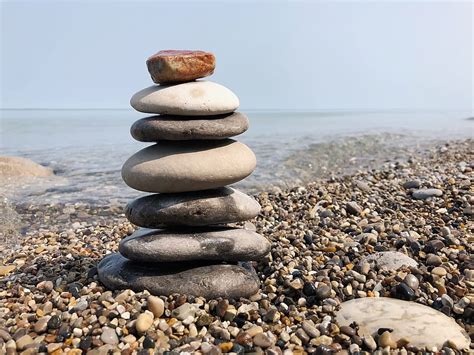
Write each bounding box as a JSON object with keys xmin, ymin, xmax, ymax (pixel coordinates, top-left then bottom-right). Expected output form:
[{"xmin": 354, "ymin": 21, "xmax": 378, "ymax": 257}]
[
  {"xmin": 122, "ymin": 139, "xmax": 256, "ymax": 193},
  {"xmin": 130, "ymin": 81, "xmax": 239, "ymax": 116},
  {"xmin": 336, "ymin": 298, "xmax": 470, "ymax": 350},
  {"xmin": 0, "ymin": 156, "xmax": 53, "ymax": 178}
]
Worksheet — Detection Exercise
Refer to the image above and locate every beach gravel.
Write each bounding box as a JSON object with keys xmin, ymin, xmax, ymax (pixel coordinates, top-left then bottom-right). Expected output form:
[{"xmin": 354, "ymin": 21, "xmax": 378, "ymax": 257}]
[{"xmin": 0, "ymin": 139, "xmax": 472, "ymax": 353}]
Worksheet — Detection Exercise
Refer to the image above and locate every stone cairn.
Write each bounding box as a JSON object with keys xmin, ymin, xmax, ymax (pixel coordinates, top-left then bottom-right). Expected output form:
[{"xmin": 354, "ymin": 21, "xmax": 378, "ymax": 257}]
[{"xmin": 98, "ymin": 50, "xmax": 270, "ymax": 299}]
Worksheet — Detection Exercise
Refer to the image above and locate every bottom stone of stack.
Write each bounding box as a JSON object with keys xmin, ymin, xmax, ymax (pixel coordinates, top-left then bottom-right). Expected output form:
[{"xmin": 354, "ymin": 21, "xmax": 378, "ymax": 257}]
[{"xmin": 98, "ymin": 253, "xmax": 260, "ymax": 299}]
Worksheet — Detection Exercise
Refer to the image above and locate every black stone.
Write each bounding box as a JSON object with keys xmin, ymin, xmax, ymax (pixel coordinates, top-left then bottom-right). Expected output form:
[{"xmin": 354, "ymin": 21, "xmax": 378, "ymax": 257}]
[
  {"xmin": 87, "ymin": 266, "xmax": 98, "ymax": 279},
  {"xmin": 47, "ymin": 315, "xmax": 61, "ymax": 330},
  {"xmin": 233, "ymin": 313, "xmax": 248, "ymax": 327},
  {"xmin": 303, "ymin": 234, "xmax": 314, "ymax": 245},
  {"xmin": 410, "ymin": 241, "xmax": 421, "ymax": 255},
  {"xmin": 107, "ymin": 311, "xmax": 119, "ymax": 320},
  {"xmin": 143, "ymin": 336, "xmax": 155, "ymax": 349},
  {"xmin": 292, "ymin": 270, "xmax": 303, "ymax": 278},
  {"xmin": 393, "ymin": 282, "xmax": 416, "ymax": 301},
  {"xmin": 303, "ymin": 282, "xmax": 317, "ymax": 296},
  {"xmin": 79, "ymin": 336, "xmax": 92, "ymax": 351},
  {"xmin": 306, "ymin": 296, "xmax": 318, "ymax": 307},
  {"xmin": 68, "ymin": 283, "xmax": 82, "ymax": 298},
  {"xmin": 315, "ymin": 345, "xmax": 334, "ymax": 355},
  {"xmin": 314, "ymin": 285, "xmax": 332, "ymax": 300},
  {"xmin": 276, "ymin": 340, "xmax": 286, "ymax": 349},
  {"xmin": 431, "ymin": 299, "xmax": 444, "ymax": 311},
  {"xmin": 424, "ymin": 240, "xmax": 445, "ymax": 253}
]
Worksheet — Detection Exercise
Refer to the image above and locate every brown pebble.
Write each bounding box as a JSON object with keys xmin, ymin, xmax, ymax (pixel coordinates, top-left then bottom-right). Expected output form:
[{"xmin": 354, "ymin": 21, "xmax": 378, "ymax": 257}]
[
  {"xmin": 235, "ymin": 331, "xmax": 252, "ymax": 346},
  {"xmin": 216, "ymin": 299, "xmax": 229, "ymax": 318}
]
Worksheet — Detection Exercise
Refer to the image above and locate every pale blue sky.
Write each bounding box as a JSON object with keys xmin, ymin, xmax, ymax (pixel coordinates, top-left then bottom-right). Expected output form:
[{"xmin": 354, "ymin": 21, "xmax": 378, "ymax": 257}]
[{"xmin": 1, "ymin": 0, "xmax": 472, "ymax": 110}]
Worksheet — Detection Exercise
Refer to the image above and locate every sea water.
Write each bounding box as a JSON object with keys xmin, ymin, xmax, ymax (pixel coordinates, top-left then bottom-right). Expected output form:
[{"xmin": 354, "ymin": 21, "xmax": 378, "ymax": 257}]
[{"xmin": 1, "ymin": 109, "xmax": 472, "ymax": 205}]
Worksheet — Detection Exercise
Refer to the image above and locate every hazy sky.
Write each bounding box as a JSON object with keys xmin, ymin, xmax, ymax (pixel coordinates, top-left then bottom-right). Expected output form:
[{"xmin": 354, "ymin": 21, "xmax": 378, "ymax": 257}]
[{"xmin": 1, "ymin": 0, "xmax": 472, "ymax": 110}]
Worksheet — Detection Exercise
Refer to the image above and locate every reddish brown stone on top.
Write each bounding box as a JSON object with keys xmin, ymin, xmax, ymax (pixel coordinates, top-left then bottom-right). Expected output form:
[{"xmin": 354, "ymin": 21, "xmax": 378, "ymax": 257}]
[{"xmin": 146, "ymin": 50, "xmax": 215, "ymax": 84}]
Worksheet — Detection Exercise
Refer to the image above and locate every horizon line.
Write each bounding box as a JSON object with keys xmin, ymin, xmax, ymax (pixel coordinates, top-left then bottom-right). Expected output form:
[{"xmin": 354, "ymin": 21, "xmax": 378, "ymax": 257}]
[{"xmin": 1, "ymin": 108, "xmax": 472, "ymax": 112}]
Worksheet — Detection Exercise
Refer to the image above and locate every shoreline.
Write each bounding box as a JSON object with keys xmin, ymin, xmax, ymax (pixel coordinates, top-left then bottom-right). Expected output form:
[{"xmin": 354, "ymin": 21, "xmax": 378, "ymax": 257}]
[{"xmin": 0, "ymin": 138, "xmax": 472, "ymax": 352}]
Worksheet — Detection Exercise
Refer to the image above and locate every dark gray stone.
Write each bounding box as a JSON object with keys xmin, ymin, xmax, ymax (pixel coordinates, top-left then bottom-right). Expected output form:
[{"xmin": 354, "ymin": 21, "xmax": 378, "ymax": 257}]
[
  {"xmin": 119, "ymin": 227, "xmax": 270, "ymax": 262},
  {"xmin": 126, "ymin": 187, "xmax": 260, "ymax": 228},
  {"xmin": 346, "ymin": 201, "xmax": 362, "ymax": 215},
  {"xmin": 402, "ymin": 180, "xmax": 421, "ymax": 189},
  {"xmin": 131, "ymin": 112, "xmax": 249, "ymax": 141},
  {"xmin": 97, "ymin": 253, "xmax": 260, "ymax": 299}
]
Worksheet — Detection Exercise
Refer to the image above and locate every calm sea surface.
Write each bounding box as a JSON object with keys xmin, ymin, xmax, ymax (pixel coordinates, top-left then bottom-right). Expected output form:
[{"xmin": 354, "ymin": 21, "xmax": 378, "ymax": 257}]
[{"xmin": 1, "ymin": 109, "xmax": 472, "ymax": 205}]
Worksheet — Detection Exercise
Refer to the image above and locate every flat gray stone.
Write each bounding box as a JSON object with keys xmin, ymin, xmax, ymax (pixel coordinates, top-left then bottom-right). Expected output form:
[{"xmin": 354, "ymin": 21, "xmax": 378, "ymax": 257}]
[
  {"xmin": 130, "ymin": 81, "xmax": 239, "ymax": 116},
  {"xmin": 131, "ymin": 112, "xmax": 249, "ymax": 141},
  {"xmin": 121, "ymin": 139, "xmax": 256, "ymax": 193},
  {"xmin": 412, "ymin": 188, "xmax": 443, "ymax": 200},
  {"xmin": 98, "ymin": 253, "xmax": 260, "ymax": 299},
  {"xmin": 125, "ymin": 187, "xmax": 260, "ymax": 228},
  {"xmin": 336, "ymin": 298, "xmax": 470, "ymax": 349},
  {"xmin": 119, "ymin": 227, "xmax": 270, "ymax": 262},
  {"xmin": 359, "ymin": 251, "xmax": 418, "ymax": 271}
]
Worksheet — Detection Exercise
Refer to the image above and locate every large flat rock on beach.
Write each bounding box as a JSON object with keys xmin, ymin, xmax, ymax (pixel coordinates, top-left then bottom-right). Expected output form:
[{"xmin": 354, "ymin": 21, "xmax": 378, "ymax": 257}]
[
  {"xmin": 121, "ymin": 139, "xmax": 256, "ymax": 193},
  {"xmin": 98, "ymin": 253, "xmax": 260, "ymax": 299},
  {"xmin": 0, "ymin": 156, "xmax": 53, "ymax": 178},
  {"xmin": 119, "ymin": 227, "xmax": 270, "ymax": 262},
  {"xmin": 146, "ymin": 50, "xmax": 215, "ymax": 84},
  {"xmin": 359, "ymin": 251, "xmax": 418, "ymax": 271},
  {"xmin": 125, "ymin": 187, "xmax": 260, "ymax": 227},
  {"xmin": 131, "ymin": 112, "xmax": 249, "ymax": 141},
  {"xmin": 336, "ymin": 298, "xmax": 470, "ymax": 349},
  {"xmin": 130, "ymin": 81, "xmax": 239, "ymax": 116}
]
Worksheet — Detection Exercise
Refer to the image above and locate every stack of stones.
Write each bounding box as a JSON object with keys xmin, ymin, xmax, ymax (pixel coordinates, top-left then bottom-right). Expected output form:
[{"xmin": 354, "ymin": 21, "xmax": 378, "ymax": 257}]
[{"xmin": 98, "ymin": 50, "xmax": 270, "ymax": 299}]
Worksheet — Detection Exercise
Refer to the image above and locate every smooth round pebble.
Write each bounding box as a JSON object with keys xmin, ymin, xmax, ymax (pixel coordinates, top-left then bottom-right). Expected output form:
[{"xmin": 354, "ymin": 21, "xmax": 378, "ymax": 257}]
[
  {"xmin": 147, "ymin": 296, "xmax": 164, "ymax": 318},
  {"xmin": 125, "ymin": 187, "xmax": 260, "ymax": 228},
  {"xmin": 122, "ymin": 139, "xmax": 256, "ymax": 193},
  {"xmin": 119, "ymin": 227, "xmax": 270, "ymax": 262},
  {"xmin": 130, "ymin": 81, "xmax": 239, "ymax": 116},
  {"xmin": 136, "ymin": 313, "xmax": 154, "ymax": 333}
]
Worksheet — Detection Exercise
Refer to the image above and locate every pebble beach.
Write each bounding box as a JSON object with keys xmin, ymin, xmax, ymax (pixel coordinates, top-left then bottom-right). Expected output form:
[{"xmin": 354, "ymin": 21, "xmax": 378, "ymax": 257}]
[{"xmin": 1, "ymin": 138, "xmax": 472, "ymax": 354}]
